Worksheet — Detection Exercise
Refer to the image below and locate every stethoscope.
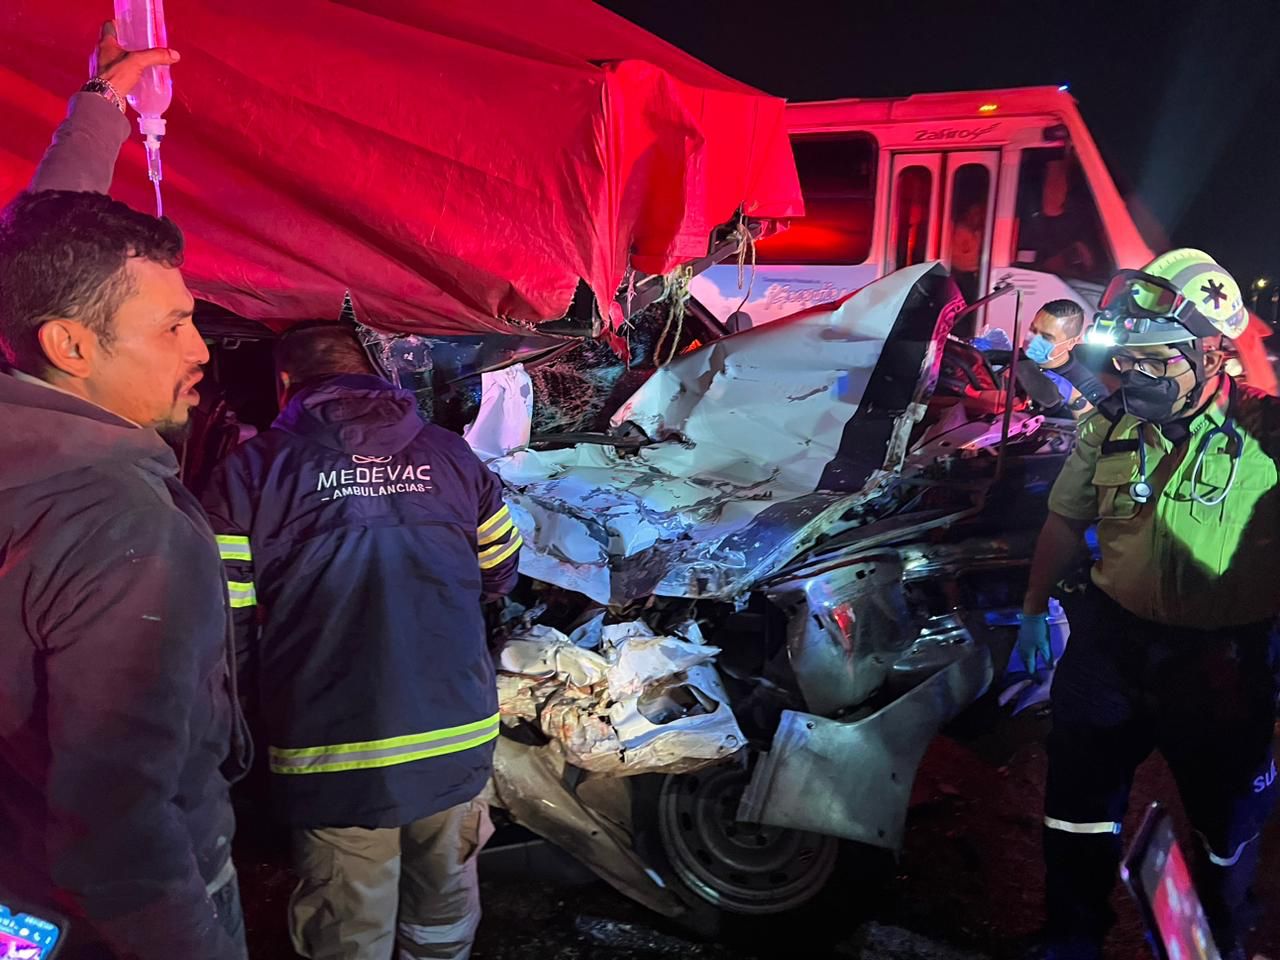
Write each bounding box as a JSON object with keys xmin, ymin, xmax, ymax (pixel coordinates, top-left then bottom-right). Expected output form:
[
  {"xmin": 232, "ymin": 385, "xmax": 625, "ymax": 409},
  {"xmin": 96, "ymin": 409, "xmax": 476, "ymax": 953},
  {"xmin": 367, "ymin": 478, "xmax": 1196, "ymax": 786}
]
[
  {"xmin": 1128, "ymin": 417, "xmax": 1241, "ymax": 507},
  {"xmin": 1130, "ymin": 435, "xmax": 1153, "ymax": 503},
  {"xmin": 1189, "ymin": 417, "xmax": 1242, "ymax": 506}
]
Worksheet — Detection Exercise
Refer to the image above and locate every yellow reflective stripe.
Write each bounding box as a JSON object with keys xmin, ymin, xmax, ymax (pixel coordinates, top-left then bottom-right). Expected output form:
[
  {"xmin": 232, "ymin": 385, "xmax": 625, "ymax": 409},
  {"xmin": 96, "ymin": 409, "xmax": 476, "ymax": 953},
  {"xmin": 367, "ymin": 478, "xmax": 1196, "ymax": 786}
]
[
  {"xmin": 269, "ymin": 713, "xmax": 500, "ymax": 759},
  {"xmin": 268, "ymin": 714, "xmax": 501, "ymax": 775},
  {"xmin": 478, "ymin": 517, "xmax": 514, "ymax": 547},
  {"xmin": 479, "ymin": 532, "xmax": 522, "ymax": 570},
  {"xmin": 270, "ymin": 728, "xmax": 500, "ymax": 775},
  {"xmin": 478, "ymin": 529, "xmax": 518, "ymax": 560},
  {"xmin": 477, "ymin": 504, "xmax": 511, "ymax": 537},
  {"xmin": 227, "ymin": 580, "xmax": 257, "ymax": 609},
  {"xmin": 216, "ymin": 535, "xmax": 252, "ymax": 562}
]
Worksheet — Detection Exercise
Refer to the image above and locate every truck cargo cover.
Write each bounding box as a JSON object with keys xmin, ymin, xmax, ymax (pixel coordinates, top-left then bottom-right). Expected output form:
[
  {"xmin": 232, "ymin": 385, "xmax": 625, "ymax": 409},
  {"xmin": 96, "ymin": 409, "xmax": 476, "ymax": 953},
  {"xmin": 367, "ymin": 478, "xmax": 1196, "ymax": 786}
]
[{"xmin": 0, "ymin": 0, "xmax": 802, "ymax": 335}]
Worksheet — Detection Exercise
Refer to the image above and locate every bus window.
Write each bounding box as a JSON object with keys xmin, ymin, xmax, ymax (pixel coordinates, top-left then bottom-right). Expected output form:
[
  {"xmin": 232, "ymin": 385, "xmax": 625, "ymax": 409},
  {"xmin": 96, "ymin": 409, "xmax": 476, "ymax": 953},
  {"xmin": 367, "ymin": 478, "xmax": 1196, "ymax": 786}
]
[
  {"xmin": 947, "ymin": 164, "xmax": 990, "ymax": 303},
  {"xmin": 1013, "ymin": 148, "xmax": 1114, "ymax": 284},
  {"xmin": 894, "ymin": 166, "xmax": 933, "ymax": 268},
  {"xmin": 756, "ymin": 134, "xmax": 877, "ymax": 265}
]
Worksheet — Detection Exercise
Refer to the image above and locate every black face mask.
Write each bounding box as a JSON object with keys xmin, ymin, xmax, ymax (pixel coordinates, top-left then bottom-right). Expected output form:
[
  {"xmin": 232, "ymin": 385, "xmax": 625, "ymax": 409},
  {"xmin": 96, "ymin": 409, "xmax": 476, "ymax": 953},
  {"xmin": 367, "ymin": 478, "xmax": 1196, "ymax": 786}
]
[{"xmin": 1119, "ymin": 371, "xmax": 1189, "ymax": 423}]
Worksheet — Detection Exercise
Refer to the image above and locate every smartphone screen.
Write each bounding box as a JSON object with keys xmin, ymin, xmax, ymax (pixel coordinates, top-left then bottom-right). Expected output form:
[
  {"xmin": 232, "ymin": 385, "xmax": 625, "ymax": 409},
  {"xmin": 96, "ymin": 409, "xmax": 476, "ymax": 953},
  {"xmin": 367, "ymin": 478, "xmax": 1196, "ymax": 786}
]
[
  {"xmin": 1138, "ymin": 816, "xmax": 1219, "ymax": 960},
  {"xmin": 0, "ymin": 903, "xmax": 61, "ymax": 960}
]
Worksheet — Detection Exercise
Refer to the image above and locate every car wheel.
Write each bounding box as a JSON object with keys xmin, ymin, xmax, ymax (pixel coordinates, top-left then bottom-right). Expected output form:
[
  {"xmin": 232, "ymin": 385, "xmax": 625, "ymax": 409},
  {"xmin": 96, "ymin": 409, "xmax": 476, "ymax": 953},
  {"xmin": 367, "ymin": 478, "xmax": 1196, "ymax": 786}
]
[{"xmin": 655, "ymin": 763, "xmax": 839, "ymax": 916}]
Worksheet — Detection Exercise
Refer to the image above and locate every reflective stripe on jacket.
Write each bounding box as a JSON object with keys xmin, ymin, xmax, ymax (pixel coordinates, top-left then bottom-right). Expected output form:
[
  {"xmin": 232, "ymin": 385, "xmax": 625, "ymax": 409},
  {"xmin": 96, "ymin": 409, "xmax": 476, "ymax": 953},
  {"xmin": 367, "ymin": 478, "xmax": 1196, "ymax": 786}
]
[{"xmin": 202, "ymin": 375, "xmax": 520, "ymax": 828}]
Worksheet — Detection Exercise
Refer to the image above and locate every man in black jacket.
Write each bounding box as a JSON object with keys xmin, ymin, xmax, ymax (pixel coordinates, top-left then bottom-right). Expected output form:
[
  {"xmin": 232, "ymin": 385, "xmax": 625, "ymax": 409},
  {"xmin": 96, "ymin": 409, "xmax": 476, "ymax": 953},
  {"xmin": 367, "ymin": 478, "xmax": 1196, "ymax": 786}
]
[
  {"xmin": 203, "ymin": 324, "xmax": 521, "ymax": 960},
  {"xmin": 0, "ymin": 25, "xmax": 247, "ymax": 960}
]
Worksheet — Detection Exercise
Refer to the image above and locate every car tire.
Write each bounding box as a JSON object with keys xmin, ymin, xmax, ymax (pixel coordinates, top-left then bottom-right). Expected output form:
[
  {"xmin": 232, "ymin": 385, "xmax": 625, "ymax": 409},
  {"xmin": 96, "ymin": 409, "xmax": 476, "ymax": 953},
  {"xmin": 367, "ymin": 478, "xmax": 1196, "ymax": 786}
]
[{"xmin": 630, "ymin": 760, "xmax": 894, "ymax": 943}]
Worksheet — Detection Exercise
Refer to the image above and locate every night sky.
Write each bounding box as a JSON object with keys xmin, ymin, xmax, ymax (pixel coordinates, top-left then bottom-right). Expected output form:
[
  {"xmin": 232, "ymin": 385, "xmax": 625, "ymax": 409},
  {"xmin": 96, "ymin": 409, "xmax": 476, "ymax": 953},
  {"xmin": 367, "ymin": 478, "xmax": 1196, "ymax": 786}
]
[{"xmin": 601, "ymin": 0, "xmax": 1280, "ymax": 290}]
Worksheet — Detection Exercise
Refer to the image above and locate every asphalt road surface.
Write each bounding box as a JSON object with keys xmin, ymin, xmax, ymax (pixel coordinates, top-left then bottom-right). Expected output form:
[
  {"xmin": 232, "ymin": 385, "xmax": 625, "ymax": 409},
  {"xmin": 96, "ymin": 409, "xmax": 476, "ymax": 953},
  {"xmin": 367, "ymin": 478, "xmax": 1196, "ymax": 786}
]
[{"xmin": 232, "ymin": 705, "xmax": 1280, "ymax": 959}]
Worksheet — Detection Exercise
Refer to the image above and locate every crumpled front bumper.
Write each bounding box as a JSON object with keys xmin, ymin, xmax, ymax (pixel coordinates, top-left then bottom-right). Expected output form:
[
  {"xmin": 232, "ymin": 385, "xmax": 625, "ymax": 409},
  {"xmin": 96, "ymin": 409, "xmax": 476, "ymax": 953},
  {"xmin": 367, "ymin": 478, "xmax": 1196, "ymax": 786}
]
[{"xmin": 738, "ymin": 617, "xmax": 993, "ymax": 850}]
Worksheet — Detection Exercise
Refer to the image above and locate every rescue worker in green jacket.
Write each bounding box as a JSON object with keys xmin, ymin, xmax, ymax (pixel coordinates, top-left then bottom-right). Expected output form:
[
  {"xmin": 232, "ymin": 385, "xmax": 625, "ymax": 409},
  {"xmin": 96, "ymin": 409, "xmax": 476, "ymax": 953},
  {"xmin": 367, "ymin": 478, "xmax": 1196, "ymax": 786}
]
[{"xmin": 1016, "ymin": 249, "xmax": 1280, "ymax": 960}]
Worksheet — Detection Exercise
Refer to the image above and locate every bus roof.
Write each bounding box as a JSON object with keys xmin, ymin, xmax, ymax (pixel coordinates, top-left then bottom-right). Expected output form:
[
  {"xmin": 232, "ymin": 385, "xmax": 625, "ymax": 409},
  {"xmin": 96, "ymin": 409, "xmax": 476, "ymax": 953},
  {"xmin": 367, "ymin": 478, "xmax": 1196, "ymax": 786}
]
[{"xmin": 787, "ymin": 86, "xmax": 1079, "ymax": 126}]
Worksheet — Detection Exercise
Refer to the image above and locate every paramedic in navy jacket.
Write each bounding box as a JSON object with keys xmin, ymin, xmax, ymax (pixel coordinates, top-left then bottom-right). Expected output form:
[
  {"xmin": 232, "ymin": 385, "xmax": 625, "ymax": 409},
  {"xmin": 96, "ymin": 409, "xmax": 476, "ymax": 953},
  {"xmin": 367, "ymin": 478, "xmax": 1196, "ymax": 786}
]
[{"xmin": 202, "ymin": 323, "xmax": 521, "ymax": 960}]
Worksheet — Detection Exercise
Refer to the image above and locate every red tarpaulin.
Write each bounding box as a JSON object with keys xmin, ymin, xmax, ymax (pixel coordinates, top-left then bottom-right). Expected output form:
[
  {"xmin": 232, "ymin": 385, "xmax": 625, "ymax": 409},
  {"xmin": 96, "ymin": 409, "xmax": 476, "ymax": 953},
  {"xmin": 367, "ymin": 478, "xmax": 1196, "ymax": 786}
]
[{"xmin": 0, "ymin": 1, "xmax": 802, "ymax": 335}]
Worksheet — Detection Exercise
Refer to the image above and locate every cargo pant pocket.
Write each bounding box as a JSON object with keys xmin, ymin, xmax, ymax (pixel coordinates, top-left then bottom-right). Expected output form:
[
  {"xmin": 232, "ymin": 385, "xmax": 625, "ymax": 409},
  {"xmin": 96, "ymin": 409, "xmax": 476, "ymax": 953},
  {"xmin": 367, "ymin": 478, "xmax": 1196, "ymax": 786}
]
[
  {"xmin": 289, "ymin": 827, "xmax": 402, "ymax": 960},
  {"xmin": 459, "ymin": 797, "xmax": 495, "ymax": 865}
]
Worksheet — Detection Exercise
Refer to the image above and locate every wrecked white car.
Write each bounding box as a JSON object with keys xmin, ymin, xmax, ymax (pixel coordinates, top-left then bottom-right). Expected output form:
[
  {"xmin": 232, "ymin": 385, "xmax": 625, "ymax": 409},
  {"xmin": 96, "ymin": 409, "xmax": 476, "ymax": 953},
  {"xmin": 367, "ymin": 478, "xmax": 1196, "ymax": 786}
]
[
  {"xmin": 445, "ymin": 263, "xmax": 1068, "ymax": 919},
  {"xmin": 191, "ymin": 262, "xmax": 1073, "ymax": 921}
]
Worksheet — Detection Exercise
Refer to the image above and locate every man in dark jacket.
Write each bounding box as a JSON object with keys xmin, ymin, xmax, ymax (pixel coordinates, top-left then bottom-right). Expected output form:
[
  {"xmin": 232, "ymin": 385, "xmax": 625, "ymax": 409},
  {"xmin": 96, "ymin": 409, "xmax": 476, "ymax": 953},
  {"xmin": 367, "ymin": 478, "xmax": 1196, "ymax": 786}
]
[
  {"xmin": 0, "ymin": 25, "xmax": 247, "ymax": 960},
  {"xmin": 1017, "ymin": 299, "xmax": 1110, "ymax": 419},
  {"xmin": 202, "ymin": 324, "xmax": 521, "ymax": 960}
]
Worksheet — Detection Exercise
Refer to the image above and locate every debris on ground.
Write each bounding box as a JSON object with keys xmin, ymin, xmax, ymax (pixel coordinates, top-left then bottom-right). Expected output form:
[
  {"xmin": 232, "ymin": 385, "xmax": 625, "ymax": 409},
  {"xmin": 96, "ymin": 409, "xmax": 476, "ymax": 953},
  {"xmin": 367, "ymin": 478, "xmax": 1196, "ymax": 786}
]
[
  {"xmin": 573, "ymin": 916, "xmax": 713, "ymax": 955},
  {"xmin": 835, "ymin": 922, "xmax": 993, "ymax": 960}
]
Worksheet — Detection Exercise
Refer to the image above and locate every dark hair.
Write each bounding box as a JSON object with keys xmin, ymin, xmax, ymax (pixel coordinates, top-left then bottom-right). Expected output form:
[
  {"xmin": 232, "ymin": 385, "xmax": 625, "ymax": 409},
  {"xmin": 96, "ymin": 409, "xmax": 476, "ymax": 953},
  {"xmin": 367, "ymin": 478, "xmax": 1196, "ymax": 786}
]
[
  {"xmin": 1039, "ymin": 298, "xmax": 1085, "ymax": 335},
  {"xmin": 274, "ymin": 322, "xmax": 375, "ymax": 387},
  {"xmin": 0, "ymin": 190, "xmax": 184, "ymax": 372}
]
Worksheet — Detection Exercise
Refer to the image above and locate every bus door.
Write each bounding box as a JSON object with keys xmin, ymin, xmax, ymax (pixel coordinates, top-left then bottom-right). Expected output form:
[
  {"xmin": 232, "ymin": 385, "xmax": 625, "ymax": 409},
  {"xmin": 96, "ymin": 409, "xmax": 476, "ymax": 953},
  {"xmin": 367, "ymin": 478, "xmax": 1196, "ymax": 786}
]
[
  {"xmin": 885, "ymin": 153, "xmax": 943, "ymax": 273},
  {"xmin": 938, "ymin": 151, "xmax": 999, "ymax": 326},
  {"xmin": 887, "ymin": 151, "xmax": 999, "ymax": 332}
]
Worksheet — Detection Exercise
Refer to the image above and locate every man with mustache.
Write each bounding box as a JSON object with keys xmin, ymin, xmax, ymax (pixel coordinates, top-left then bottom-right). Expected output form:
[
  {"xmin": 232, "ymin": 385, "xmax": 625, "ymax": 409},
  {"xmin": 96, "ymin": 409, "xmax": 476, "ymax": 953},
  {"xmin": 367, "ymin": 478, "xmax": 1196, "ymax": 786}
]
[{"xmin": 0, "ymin": 23, "xmax": 248, "ymax": 959}]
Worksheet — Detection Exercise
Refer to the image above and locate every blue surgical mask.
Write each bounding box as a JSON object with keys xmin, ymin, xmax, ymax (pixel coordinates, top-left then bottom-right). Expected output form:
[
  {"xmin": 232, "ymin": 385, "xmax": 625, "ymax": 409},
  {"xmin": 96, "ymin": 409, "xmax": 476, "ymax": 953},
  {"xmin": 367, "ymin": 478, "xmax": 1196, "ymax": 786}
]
[{"xmin": 1025, "ymin": 334, "xmax": 1055, "ymax": 366}]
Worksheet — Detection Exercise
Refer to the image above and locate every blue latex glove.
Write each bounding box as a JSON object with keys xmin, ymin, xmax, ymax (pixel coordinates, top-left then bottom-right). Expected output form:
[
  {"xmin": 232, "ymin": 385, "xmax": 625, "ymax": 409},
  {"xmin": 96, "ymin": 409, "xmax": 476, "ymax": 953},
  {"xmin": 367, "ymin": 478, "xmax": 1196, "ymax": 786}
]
[{"xmin": 1015, "ymin": 611, "xmax": 1054, "ymax": 677}]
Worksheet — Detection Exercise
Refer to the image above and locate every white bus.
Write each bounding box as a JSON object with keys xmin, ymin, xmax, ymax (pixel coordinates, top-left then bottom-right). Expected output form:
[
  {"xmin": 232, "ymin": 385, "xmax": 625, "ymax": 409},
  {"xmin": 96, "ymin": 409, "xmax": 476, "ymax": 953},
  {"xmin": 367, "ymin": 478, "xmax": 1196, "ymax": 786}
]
[{"xmin": 692, "ymin": 85, "xmax": 1274, "ymax": 388}]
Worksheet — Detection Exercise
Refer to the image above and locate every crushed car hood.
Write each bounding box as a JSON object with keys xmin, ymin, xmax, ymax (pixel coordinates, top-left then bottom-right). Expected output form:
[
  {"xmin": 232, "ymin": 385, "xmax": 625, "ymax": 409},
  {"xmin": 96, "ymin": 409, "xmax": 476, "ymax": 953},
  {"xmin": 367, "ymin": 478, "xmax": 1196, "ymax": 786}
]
[{"xmin": 482, "ymin": 263, "xmax": 967, "ymax": 603}]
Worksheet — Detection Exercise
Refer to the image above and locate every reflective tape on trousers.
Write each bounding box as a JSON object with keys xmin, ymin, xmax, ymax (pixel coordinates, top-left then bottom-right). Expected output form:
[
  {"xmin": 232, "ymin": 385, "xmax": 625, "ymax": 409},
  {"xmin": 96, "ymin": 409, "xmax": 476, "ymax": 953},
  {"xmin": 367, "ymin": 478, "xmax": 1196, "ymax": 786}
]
[
  {"xmin": 1197, "ymin": 830, "xmax": 1259, "ymax": 867},
  {"xmin": 269, "ymin": 714, "xmax": 501, "ymax": 775},
  {"xmin": 1043, "ymin": 815, "xmax": 1121, "ymax": 835}
]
